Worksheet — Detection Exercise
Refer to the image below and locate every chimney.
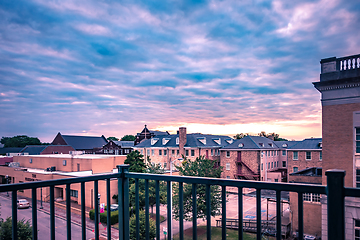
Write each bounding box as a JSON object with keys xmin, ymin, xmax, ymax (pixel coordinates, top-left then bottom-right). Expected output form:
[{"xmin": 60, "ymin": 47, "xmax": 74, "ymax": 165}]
[{"xmin": 179, "ymin": 127, "xmax": 187, "ymax": 157}]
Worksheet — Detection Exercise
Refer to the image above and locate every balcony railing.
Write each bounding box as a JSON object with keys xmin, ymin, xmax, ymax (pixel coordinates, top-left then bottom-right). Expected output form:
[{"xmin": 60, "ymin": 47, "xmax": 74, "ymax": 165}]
[{"xmin": 1, "ymin": 165, "xmax": 360, "ymax": 240}]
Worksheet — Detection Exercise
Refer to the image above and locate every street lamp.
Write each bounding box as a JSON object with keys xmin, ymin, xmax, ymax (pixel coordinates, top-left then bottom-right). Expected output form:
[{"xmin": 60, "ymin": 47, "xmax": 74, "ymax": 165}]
[
  {"xmin": 169, "ymin": 158, "xmax": 183, "ymax": 240},
  {"xmin": 5, "ymin": 175, "xmax": 9, "ymax": 196},
  {"xmin": 98, "ymin": 193, "xmax": 101, "ymax": 225},
  {"xmin": 40, "ymin": 188, "xmax": 43, "ymax": 209}
]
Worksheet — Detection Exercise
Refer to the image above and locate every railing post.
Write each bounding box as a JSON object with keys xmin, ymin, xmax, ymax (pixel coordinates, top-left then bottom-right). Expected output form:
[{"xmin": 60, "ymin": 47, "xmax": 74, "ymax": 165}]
[
  {"xmin": 117, "ymin": 164, "xmax": 130, "ymax": 240},
  {"xmin": 326, "ymin": 169, "xmax": 345, "ymax": 240}
]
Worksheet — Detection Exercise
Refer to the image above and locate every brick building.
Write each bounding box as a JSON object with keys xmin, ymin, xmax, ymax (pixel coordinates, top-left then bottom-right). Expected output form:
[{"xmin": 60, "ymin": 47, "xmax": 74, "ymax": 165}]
[
  {"xmin": 134, "ymin": 127, "xmax": 232, "ymax": 169},
  {"xmin": 314, "ymin": 54, "xmax": 360, "ymax": 239},
  {"xmin": 134, "ymin": 125, "xmax": 170, "ymax": 145},
  {"xmin": 101, "ymin": 140, "xmax": 134, "ymax": 155}
]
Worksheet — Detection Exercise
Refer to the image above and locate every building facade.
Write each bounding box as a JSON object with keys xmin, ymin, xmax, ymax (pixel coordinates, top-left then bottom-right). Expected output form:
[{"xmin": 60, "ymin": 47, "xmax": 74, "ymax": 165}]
[
  {"xmin": 101, "ymin": 140, "xmax": 134, "ymax": 155},
  {"xmin": 314, "ymin": 54, "xmax": 360, "ymax": 239}
]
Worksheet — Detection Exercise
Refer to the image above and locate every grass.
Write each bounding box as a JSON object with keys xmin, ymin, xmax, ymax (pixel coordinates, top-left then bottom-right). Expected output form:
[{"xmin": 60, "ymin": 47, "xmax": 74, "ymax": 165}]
[{"xmin": 173, "ymin": 226, "xmax": 276, "ymax": 240}]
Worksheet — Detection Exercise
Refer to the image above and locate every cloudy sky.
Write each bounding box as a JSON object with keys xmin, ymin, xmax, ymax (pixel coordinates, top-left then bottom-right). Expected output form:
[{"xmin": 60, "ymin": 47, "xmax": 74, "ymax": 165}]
[{"xmin": 0, "ymin": 0, "xmax": 359, "ymax": 143}]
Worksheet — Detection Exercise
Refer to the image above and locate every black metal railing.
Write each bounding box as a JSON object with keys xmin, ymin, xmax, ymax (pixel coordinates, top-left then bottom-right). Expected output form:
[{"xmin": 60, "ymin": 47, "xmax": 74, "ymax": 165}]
[{"xmin": 1, "ymin": 165, "xmax": 360, "ymax": 240}]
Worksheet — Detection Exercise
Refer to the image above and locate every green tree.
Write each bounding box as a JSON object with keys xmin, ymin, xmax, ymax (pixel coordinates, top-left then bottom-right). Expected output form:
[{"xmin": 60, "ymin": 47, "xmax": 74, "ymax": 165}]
[
  {"xmin": 129, "ymin": 211, "xmax": 156, "ymax": 240},
  {"xmin": 124, "ymin": 150, "xmax": 146, "ymax": 173},
  {"xmin": 146, "ymin": 157, "xmax": 164, "ymax": 174},
  {"xmin": 1, "ymin": 135, "xmax": 42, "ymax": 148},
  {"xmin": 107, "ymin": 136, "xmax": 119, "ymax": 141},
  {"xmin": 173, "ymin": 156, "xmax": 223, "ymax": 221},
  {"xmin": 233, "ymin": 133, "xmax": 249, "ymax": 139},
  {"xmin": 121, "ymin": 135, "xmax": 136, "ymax": 141},
  {"xmin": 0, "ymin": 217, "xmax": 32, "ymax": 240}
]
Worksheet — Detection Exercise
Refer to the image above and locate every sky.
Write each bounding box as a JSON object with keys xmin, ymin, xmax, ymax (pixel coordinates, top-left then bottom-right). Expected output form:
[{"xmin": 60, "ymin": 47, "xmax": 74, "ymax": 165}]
[{"xmin": 1, "ymin": 0, "xmax": 360, "ymax": 143}]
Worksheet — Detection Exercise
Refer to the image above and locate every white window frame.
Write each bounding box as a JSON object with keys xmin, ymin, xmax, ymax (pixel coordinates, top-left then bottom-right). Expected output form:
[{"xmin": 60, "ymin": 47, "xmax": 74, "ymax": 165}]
[
  {"xmin": 306, "ymin": 151, "xmax": 311, "ymax": 160},
  {"xmin": 226, "ymin": 151, "xmax": 230, "ymax": 158},
  {"xmin": 226, "ymin": 163, "xmax": 230, "ymax": 171},
  {"xmin": 303, "ymin": 192, "xmax": 320, "ymax": 203},
  {"xmin": 293, "ymin": 151, "xmax": 298, "ymax": 160}
]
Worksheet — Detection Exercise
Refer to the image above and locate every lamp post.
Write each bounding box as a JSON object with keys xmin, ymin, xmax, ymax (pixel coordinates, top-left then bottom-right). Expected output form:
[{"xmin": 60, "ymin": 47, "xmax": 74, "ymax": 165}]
[{"xmin": 98, "ymin": 193, "xmax": 101, "ymax": 225}]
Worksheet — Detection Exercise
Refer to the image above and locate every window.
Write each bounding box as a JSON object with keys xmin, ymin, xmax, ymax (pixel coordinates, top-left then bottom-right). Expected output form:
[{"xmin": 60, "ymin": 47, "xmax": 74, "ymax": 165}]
[
  {"xmin": 355, "ymin": 219, "xmax": 360, "ymax": 240},
  {"xmin": 63, "ymin": 160, "xmax": 66, "ymax": 166},
  {"xmin": 226, "ymin": 151, "xmax": 230, "ymax": 157},
  {"xmin": 293, "ymin": 151, "xmax": 298, "ymax": 160},
  {"xmin": 151, "ymin": 149, "xmax": 154, "ymax": 156},
  {"xmin": 226, "ymin": 176, "xmax": 230, "ymax": 179},
  {"xmin": 306, "ymin": 151, "xmax": 311, "ymax": 160},
  {"xmin": 274, "ymin": 179, "xmax": 278, "ymax": 182},
  {"xmin": 70, "ymin": 189, "xmax": 78, "ymax": 198},
  {"xmin": 191, "ymin": 150, "xmax": 194, "ymax": 156},
  {"xmin": 125, "ymin": 149, "xmax": 130, "ymax": 154},
  {"xmin": 172, "ymin": 149, "xmax": 175, "ymax": 155},
  {"xmin": 159, "ymin": 150, "xmax": 162, "ymax": 156},
  {"xmin": 176, "ymin": 137, "xmax": 179, "ymax": 145},
  {"xmin": 271, "ymin": 162, "xmax": 273, "ymax": 169},
  {"xmin": 320, "ymin": 151, "xmax": 322, "ymax": 160},
  {"xmin": 303, "ymin": 193, "xmax": 320, "ymax": 203},
  {"xmin": 147, "ymin": 149, "xmax": 150, "ymax": 156},
  {"xmin": 356, "ymin": 128, "xmax": 360, "ymax": 153},
  {"xmin": 164, "ymin": 163, "xmax": 167, "ymax": 169},
  {"xmin": 356, "ymin": 169, "xmax": 360, "ymax": 188},
  {"xmin": 177, "ymin": 150, "xmax": 179, "ymax": 156},
  {"xmin": 140, "ymin": 150, "xmax": 143, "ymax": 155},
  {"xmin": 261, "ymin": 163, "xmax": 263, "ymax": 170},
  {"xmin": 77, "ymin": 163, "xmax": 80, "ymax": 171},
  {"xmin": 226, "ymin": 163, "xmax": 230, "ymax": 170},
  {"xmin": 186, "ymin": 150, "xmax": 189, "ymax": 156},
  {"xmin": 29, "ymin": 158, "xmax": 32, "ymax": 163},
  {"xmin": 293, "ymin": 167, "xmax": 298, "ymax": 173},
  {"xmin": 282, "ymin": 150, "xmax": 286, "ymax": 156},
  {"xmin": 268, "ymin": 162, "xmax": 270, "ymax": 169},
  {"xmin": 164, "ymin": 150, "xmax": 167, "ymax": 156},
  {"xmin": 282, "ymin": 161, "xmax": 286, "ymax": 167},
  {"xmin": 211, "ymin": 149, "xmax": 213, "ymax": 156}
]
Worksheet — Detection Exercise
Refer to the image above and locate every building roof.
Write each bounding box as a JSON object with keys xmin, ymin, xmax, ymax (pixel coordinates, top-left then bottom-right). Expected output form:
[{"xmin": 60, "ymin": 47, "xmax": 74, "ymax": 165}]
[
  {"xmin": 0, "ymin": 147, "xmax": 23, "ymax": 155},
  {"xmin": 288, "ymin": 138, "xmax": 322, "ymax": 150},
  {"xmin": 135, "ymin": 133, "xmax": 233, "ymax": 148},
  {"xmin": 150, "ymin": 130, "xmax": 170, "ymax": 136},
  {"xmin": 222, "ymin": 136, "xmax": 281, "ymax": 150},
  {"xmin": 20, "ymin": 145, "xmax": 47, "ymax": 155},
  {"xmin": 113, "ymin": 141, "xmax": 134, "ymax": 148},
  {"xmin": 55, "ymin": 133, "xmax": 108, "ymax": 150},
  {"xmin": 273, "ymin": 140, "xmax": 300, "ymax": 149},
  {"xmin": 290, "ymin": 167, "xmax": 322, "ymax": 176}
]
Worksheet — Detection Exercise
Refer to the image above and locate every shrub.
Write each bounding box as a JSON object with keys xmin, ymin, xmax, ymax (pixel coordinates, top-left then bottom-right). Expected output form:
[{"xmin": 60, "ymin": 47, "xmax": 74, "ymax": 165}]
[{"xmin": 89, "ymin": 209, "xmax": 118, "ymax": 225}]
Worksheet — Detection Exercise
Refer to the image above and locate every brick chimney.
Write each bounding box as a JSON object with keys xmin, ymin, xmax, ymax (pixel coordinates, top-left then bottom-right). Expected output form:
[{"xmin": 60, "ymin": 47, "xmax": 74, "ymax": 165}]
[{"xmin": 179, "ymin": 127, "xmax": 187, "ymax": 157}]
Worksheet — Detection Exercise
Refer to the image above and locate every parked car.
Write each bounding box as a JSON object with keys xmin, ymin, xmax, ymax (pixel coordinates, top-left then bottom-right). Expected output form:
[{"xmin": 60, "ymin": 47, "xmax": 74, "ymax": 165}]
[
  {"xmin": 110, "ymin": 204, "xmax": 118, "ymax": 211},
  {"xmin": 17, "ymin": 199, "xmax": 30, "ymax": 209}
]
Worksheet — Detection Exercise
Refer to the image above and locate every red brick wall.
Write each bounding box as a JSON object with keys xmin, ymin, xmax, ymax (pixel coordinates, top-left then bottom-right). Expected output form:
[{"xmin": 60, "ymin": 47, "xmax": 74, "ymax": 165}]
[
  {"xmin": 287, "ymin": 150, "xmax": 322, "ymax": 178},
  {"xmin": 220, "ymin": 150, "xmax": 260, "ymax": 179}
]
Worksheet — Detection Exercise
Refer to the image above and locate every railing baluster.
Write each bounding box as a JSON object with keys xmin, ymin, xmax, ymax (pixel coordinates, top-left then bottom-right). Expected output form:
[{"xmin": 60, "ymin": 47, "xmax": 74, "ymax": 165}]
[
  {"xmin": 66, "ymin": 183, "xmax": 71, "ymax": 240},
  {"xmin": 155, "ymin": 180, "xmax": 160, "ymax": 240},
  {"xmin": 276, "ymin": 190, "xmax": 281, "ymax": 240},
  {"xmin": 135, "ymin": 178, "xmax": 140, "ymax": 240},
  {"xmin": 12, "ymin": 190, "xmax": 17, "ymax": 240},
  {"xmin": 167, "ymin": 181, "xmax": 172, "ymax": 240},
  {"xmin": 50, "ymin": 186, "xmax": 55, "ymax": 240},
  {"xmin": 179, "ymin": 182, "xmax": 184, "ymax": 240},
  {"xmin": 81, "ymin": 182, "xmax": 86, "ymax": 240},
  {"xmin": 256, "ymin": 189, "xmax": 261, "ymax": 240},
  {"xmin": 145, "ymin": 179, "xmax": 149, "ymax": 240},
  {"xmin": 94, "ymin": 180, "xmax": 99, "ymax": 240},
  {"xmin": 206, "ymin": 184, "xmax": 211, "ymax": 240},
  {"xmin": 222, "ymin": 186, "xmax": 226, "ymax": 240},
  {"xmin": 32, "ymin": 188, "xmax": 38, "ymax": 240},
  {"xmin": 298, "ymin": 192, "xmax": 303, "ymax": 240},
  {"xmin": 192, "ymin": 183, "xmax": 197, "ymax": 240},
  {"xmin": 106, "ymin": 178, "xmax": 111, "ymax": 240},
  {"xmin": 238, "ymin": 187, "xmax": 243, "ymax": 240},
  {"xmin": 117, "ymin": 164, "xmax": 130, "ymax": 240}
]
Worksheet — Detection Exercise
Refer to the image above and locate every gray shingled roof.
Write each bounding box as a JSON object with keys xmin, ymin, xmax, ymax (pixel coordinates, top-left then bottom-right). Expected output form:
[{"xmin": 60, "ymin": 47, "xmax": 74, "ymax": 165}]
[
  {"xmin": 273, "ymin": 140, "xmax": 300, "ymax": 149},
  {"xmin": 150, "ymin": 130, "xmax": 170, "ymax": 136},
  {"xmin": 20, "ymin": 145, "xmax": 47, "ymax": 155},
  {"xmin": 288, "ymin": 138, "xmax": 322, "ymax": 150},
  {"xmin": 0, "ymin": 147, "xmax": 22, "ymax": 154},
  {"xmin": 113, "ymin": 141, "xmax": 134, "ymax": 147},
  {"xmin": 62, "ymin": 135, "xmax": 108, "ymax": 150},
  {"xmin": 135, "ymin": 133, "xmax": 232, "ymax": 148},
  {"xmin": 290, "ymin": 167, "xmax": 322, "ymax": 176},
  {"xmin": 222, "ymin": 136, "xmax": 280, "ymax": 150}
]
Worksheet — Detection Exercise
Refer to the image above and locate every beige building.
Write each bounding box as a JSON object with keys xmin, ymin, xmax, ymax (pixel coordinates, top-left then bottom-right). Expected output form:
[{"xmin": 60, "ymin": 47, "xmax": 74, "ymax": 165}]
[{"xmin": 0, "ymin": 154, "xmax": 126, "ymax": 208}]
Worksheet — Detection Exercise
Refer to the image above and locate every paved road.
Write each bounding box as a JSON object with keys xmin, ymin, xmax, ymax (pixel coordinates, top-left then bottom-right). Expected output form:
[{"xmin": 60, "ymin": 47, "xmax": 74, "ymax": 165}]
[{"xmin": 0, "ymin": 195, "xmax": 96, "ymax": 240}]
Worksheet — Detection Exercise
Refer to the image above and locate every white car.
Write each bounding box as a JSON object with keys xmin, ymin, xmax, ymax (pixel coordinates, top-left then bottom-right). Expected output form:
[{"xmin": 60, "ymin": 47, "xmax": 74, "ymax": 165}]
[{"xmin": 17, "ymin": 199, "xmax": 30, "ymax": 209}]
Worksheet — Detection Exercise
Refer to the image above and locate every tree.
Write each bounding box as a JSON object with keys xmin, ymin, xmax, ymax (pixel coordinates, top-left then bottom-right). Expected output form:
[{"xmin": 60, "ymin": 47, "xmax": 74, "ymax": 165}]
[
  {"xmin": 121, "ymin": 135, "xmax": 136, "ymax": 141},
  {"xmin": 107, "ymin": 136, "xmax": 119, "ymax": 141},
  {"xmin": 146, "ymin": 157, "xmax": 164, "ymax": 174},
  {"xmin": 129, "ymin": 211, "xmax": 156, "ymax": 240},
  {"xmin": 173, "ymin": 156, "xmax": 223, "ymax": 221},
  {"xmin": 233, "ymin": 133, "xmax": 249, "ymax": 139},
  {"xmin": 0, "ymin": 217, "xmax": 32, "ymax": 240},
  {"xmin": 124, "ymin": 150, "xmax": 146, "ymax": 173},
  {"xmin": 258, "ymin": 132, "xmax": 288, "ymax": 141},
  {"xmin": 0, "ymin": 135, "xmax": 42, "ymax": 148}
]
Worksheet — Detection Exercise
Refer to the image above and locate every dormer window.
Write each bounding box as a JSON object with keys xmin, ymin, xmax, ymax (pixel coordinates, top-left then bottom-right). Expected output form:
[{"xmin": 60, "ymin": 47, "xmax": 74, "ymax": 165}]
[
  {"xmin": 197, "ymin": 137, "xmax": 206, "ymax": 145},
  {"xmin": 176, "ymin": 137, "xmax": 179, "ymax": 145},
  {"xmin": 213, "ymin": 138, "xmax": 221, "ymax": 145},
  {"xmin": 282, "ymin": 143, "xmax": 288, "ymax": 148},
  {"xmin": 151, "ymin": 138, "xmax": 159, "ymax": 145},
  {"xmin": 269, "ymin": 143, "xmax": 273, "ymax": 147},
  {"xmin": 162, "ymin": 138, "xmax": 170, "ymax": 145},
  {"xmin": 319, "ymin": 142, "xmax": 322, "ymax": 148},
  {"xmin": 259, "ymin": 143, "xmax": 264, "ymax": 147},
  {"xmin": 238, "ymin": 143, "xmax": 244, "ymax": 148},
  {"xmin": 226, "ymin": 139, "xmax": 233, "ymax": 144}
]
